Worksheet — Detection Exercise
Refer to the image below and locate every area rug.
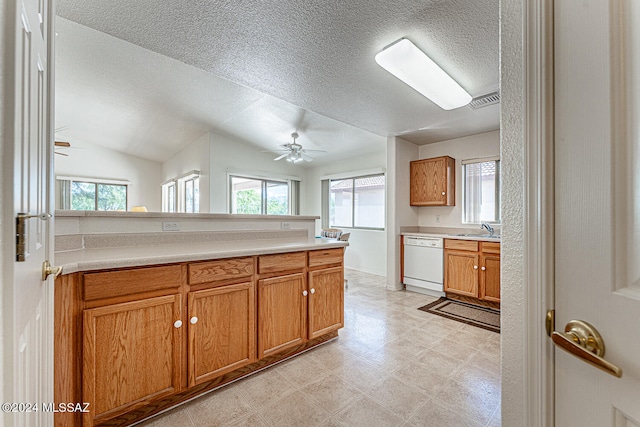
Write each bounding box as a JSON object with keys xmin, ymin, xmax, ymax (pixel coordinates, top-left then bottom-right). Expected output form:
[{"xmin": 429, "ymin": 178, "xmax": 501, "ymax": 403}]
[{"xmin": 418, "ymin": 297, "xmax": 500, "ymax": 333}]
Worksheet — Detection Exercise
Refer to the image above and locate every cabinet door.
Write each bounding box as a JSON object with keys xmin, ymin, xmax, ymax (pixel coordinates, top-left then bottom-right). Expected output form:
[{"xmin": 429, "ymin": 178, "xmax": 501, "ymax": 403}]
[
  {"xmin": 444, "ymin": 250, "xmax": 479, "ymax": 297},
  {"xmin": 480, "ymin": 254, "xmax": 501, "ymax": 303},
  {"xmin": 410, "ymin": 157, "xmax": 454, "ymax": 206},
  {"xmin": 188, "ymin": 282, "xmax": 256, "ymax": 386},
  {"xmin": 257, "ymin": 273, "xmax": 306, "ymax": 359},
  {"xmin": 83, "ymin": 295, "xmax": 182, "ymax": 426},
  {"xmin": 308, "ymin": 267, "xmax": 344, "ymax": 339}
]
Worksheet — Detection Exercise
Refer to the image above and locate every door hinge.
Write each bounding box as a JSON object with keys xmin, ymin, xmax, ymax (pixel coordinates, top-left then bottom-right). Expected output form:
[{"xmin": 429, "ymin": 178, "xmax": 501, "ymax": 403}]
[{"xmin": 16, "ymin": 212, "xmax": 51, "ymax": 262}]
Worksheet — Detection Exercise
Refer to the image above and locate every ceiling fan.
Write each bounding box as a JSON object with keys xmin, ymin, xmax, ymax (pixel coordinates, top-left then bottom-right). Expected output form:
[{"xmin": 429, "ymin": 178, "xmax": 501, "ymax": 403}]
[
  {"xmin": 54, "ymin": 140, "xmax": 71, "ymax": 156},
  {"xmin": 269, "ymin": 132, "xmax": 326, "ymax": 163}
]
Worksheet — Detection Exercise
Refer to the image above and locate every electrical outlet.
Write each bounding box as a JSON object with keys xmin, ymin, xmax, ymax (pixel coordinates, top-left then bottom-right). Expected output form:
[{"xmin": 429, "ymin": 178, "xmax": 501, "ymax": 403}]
[
  {"xmin": 162, "ymin": 221, "xmax": 180, "ymax": 231},
  {"xmin": 435, "ymin": 215, "xmax": 441, "ymax": 223},
  {"xmin": 281, "ymin": 222, "xmax": 290, "ymax": 229}
]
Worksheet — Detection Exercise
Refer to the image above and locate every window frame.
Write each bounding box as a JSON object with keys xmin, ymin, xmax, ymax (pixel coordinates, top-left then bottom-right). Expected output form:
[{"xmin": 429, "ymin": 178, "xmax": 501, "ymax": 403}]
[
  {"xmin": 228, "ymin": 174, "xmax": 297, "ymax": 215},
  {"xmin": 461, "ymin": 156, "xmax": 501, "ymax": 225},
  {"xmin": 161, "ymin": 170, "xmax": 200, "ymax": 213},
  {"xmin": 328, "ymin": 173, "xmax": 386, "ymax": 231},
  {"xmin": 56, "ymin": 176, "xmax": 130, "ymax": 211}
]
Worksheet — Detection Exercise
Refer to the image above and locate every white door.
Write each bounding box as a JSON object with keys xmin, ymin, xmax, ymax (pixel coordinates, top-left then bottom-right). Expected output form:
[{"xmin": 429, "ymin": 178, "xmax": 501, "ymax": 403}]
[
  {"xmin": 554, "ymin": 0, "xmax": 640, "ymax": 425},
  {"xmin": 2, "ymin": 0, "xmax": 55, "ymax": 425}
]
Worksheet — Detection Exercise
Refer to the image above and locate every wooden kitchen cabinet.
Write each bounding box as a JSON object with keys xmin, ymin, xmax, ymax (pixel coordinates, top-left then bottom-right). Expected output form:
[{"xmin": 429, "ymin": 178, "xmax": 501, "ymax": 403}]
[
  {"xmin": 308, "ymin": 266, "xmax": 344, "ymax": 339},
  {"xmin": 56, "ymin": 248, "xmax": 345, "ymax": 426},
  {"xmin": 410, "ymin": 156, "xmax": 455, "ymax": 206},
  {"xmin": 187, "ymin": 282, "xmax": 255, "ymax": 387},
  {"xmin": 82, "ymin": 294, "xmax": 183, "ymax": 426},
  {"xmin": 257, "ymin": 272, "xmax": 307, "ymax": 358},
  {"xmin": 444, "ymin": 239, "xmax": 500, "ymax": 306}
]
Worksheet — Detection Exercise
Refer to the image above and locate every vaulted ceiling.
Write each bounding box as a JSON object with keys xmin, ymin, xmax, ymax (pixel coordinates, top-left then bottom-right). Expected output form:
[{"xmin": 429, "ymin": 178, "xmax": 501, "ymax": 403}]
[{"xmin": 55, "ymin": 0, "xmax": 499, "ymax": 165}]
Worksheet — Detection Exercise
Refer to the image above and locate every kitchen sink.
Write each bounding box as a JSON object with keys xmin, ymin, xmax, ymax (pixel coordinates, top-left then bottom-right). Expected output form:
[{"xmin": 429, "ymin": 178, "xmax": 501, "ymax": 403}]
[{"xmin": 454, "ymin": 233, "xmax": 500, "ymax": 239}]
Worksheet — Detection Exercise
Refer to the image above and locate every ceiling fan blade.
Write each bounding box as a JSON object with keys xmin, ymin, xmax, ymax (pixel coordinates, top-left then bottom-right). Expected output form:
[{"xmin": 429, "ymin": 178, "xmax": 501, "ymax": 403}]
[
  {"xmin": 55, "ymin": 141, "xmax": 71, "ymax": 147},
  {"xmin": 301, "ymin": 149, "xmax": 327, "ymax": 154},
  {"xmin": 301, "ymin": 153, "xmax": 314, "ymax": 162},
  {"xmin": 274, "ymin": 153, "xmax": 289, "ymax": 161},
  {"xmin": 54, "ymin": 151, "xmax": 68, "ymax": 156}
]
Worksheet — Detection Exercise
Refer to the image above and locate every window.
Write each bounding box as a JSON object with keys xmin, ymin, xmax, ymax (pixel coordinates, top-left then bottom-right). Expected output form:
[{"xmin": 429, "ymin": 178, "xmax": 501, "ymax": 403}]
[
  {"xmin": 161, "ymin": 171, "xmax": 200, "ymax": 213},
  {"xmin": 56, "ymin": 177, "xmax": 128, "ymax": 211},
  {"xmin": 230, "ymin": 175, "xmax": 295, "ymax": 215},
  {"xmin": 162, "ymin": 181, "xmax": 176, "ymax": 212},
  {"xmin": 462, "ymin": 157, "xmax": 500, "ymax": 224},
  {"xmin": 328, "ymin": 174, "xmax": 385, "ymax": 229}
]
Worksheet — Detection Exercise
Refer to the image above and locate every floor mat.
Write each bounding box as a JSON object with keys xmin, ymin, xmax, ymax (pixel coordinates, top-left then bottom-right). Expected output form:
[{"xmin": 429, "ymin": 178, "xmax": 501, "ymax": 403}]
[{"xmin": 418, "ymin": 297, "xmax": 500, "ymax": 333}]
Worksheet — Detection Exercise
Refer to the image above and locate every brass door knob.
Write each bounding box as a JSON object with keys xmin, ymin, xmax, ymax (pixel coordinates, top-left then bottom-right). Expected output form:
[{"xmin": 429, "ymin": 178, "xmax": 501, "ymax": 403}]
[
  {"xmin": 41, "ymin": 260, "xmax": 62, "ymax": 281},
  {"xmin": 550, "ymin": 319, "xmax": 622, "ymax": 378}
]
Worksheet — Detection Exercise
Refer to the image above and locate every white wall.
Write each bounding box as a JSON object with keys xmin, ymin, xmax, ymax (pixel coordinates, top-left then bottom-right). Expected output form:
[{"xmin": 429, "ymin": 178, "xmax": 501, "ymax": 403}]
[
  {"xmin": 55, "ymin": 139, "xmax": 163, "ymax": 211},
  {"xmin": 209, "ymin": 133, "xmax": 305, "ymax": 213},
  {"xmin": 161, "ymin": 133, "xmax": 211, "ymax": 212},
  {"xmin": 417, "ymin": 130, "xmax": 500, "ymax": 228},
  {"xmin": 386, "ymin": 136, "xmax": 420, "ymax": 290},
  {"xmin": 501, "ymin": 0, "xmax": 526, "ymax": 424},
  {"xmin": 303, "ymin": 151, "xmax": 387, "ymax": 276}
]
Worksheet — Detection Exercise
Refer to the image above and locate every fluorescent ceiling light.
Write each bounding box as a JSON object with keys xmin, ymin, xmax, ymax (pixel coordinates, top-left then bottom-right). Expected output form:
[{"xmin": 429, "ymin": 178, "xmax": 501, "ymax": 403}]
[{"xmin": 375, "ymin": 38, "xmax": 472, "ymax": 110}]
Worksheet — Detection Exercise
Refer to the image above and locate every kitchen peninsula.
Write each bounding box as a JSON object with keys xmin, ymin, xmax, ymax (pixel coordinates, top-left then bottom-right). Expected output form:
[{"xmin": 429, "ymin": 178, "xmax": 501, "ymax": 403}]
[{"xmin": 54, "ymin": 211, "xmax": 347, "ymax": 427}]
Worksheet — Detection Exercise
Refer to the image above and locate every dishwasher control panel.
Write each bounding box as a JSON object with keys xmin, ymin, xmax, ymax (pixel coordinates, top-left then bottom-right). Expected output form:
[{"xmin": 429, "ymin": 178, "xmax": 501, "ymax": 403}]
[{"xmin": 404, "ymin": 237, "xmax": 443, "ymax": 248}]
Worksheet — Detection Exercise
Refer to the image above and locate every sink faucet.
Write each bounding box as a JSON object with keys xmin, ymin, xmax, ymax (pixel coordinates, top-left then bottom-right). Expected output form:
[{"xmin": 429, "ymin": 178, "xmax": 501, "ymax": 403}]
[{"xmin": 481, "ymin": 222, "xmax": 494, "ymax": 235}]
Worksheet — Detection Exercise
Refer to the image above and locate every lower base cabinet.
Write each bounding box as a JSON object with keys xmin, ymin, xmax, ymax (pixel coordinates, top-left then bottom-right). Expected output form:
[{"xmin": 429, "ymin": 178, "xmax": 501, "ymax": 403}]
[
  {"xmin": 308, "ymin": 266, "xmax": 344, "ymax": 339},
  {"xmin": 82, "ymin": 294, "xmax": 183, "ymax": 425},
  {"xmin": 444, "ymin": 239, "xmax": 501, "ymax": 305},
  {"xmin": 188, "ymin": 282, "xmax": 256, "ymax": 387},
  {"xmin": 257, "ymin": 273, "xmax": 307, "ymax": 359},
  {"xmin": 56, "ymin": 248, "xmax": 344, "ymax": 427}
]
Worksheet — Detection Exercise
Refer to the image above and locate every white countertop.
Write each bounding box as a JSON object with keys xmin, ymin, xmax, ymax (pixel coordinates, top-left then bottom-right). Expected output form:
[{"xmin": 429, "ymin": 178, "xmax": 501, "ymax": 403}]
[
  {"xmin": 401, "ymin": 231, "xmax": 500, "ymax": 242},
  {"xmin": 55, "ymin": 237, "xmax": 348, "ymax": 274}
]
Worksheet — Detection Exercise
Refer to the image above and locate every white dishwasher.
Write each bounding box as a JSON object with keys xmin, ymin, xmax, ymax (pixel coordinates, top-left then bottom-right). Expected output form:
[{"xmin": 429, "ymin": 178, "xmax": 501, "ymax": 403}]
[{"xmin": 403, "ymin": 236, "xmax": 444, "ymax": 296}]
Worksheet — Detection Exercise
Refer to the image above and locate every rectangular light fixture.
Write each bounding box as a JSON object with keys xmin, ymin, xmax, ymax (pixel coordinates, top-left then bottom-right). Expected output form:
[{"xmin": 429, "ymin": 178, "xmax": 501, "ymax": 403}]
[{"xmin": 375, "ymin": 38, "xmax": 472, "ymax": 110}]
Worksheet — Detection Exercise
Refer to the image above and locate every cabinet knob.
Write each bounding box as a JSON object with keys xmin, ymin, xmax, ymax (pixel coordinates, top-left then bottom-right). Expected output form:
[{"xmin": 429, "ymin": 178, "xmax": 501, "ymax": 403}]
[
  {"xmin": 481, "ymin": 266, "xmax": 486, "ymax": 271},
  {"xmin": 303, "ymin": 290, "xmax": 308, "ymax": 296},
  {"xmin": 310, "ymin": 288, "xmax": 316, "ymax": 294},
  {"xmin": 442, "ymin": 192, "xmax": 446, "ymax": 196},
  {"xmin": 473, "ymin": 265, "xmax": 478, "ymax": 270},
  {"xmin": 173, "ymin": 320, "xmax": 183, "ymax": 328},
  {"xmin": 190, "ymin": 316, "xmax": 198, "ymax": 325}
]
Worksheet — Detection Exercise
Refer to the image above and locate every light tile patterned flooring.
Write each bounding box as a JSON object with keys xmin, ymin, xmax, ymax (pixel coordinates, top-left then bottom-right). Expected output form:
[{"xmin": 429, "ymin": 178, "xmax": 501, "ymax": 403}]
[{"xmin": 138, "ymin": 269, "xmax": 501, "ymax": 427}]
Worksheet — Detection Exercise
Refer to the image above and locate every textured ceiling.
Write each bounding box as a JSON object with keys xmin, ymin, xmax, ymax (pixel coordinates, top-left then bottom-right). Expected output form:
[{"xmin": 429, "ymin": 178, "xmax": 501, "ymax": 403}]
[{"xmin": 55, "ymin": 0, "xmax": 499, "ymax": 164}]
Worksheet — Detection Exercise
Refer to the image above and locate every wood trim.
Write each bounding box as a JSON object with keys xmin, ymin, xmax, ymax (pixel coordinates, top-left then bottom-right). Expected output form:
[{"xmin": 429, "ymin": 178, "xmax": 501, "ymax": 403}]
[
  {"xmin": 54, "ymin": 273, "xmax": 83, "ymax": 427},
  {"xmin": 400, "ymin": 235, "xmax": 404, "ymax": 283},
  {"xmin": 446, "ymin": 293, "xmax": 500, "ymax": 310}
]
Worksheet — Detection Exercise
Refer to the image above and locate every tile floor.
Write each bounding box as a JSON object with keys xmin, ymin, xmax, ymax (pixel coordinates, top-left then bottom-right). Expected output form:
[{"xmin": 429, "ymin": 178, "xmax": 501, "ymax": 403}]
[{"xmin": 138, "ymin": 269, "xmax": 501, "ymax": 427}]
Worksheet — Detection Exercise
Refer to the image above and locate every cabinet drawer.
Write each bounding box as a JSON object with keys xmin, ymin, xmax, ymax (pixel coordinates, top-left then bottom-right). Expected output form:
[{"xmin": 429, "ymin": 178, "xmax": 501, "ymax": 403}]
[
  {"xmin": 189, "ymin": 257, "xmax": 254, "ymax": 285},
  {"xmin": 308, "ymin": 248, "xmax": 344, "ymax": 268},
  {"xmin": 258, "ymin": 252, "xmax": 306, "ymax": 274},
  {"xmin": 481, "ymin": 241, "xmax": 501, "ymax": 254},
  {"xmin": 444, "ymin": 239, "xmax": 479, "ymax": 251},
  {"xmin": 84, "ymin": 265, "xmax": 182, "ymax": 302}
]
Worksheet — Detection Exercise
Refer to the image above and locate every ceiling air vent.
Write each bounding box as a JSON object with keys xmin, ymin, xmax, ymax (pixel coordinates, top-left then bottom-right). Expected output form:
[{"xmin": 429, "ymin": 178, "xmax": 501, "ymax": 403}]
[{"xmin": 468, "ymin": 91, "xmax": 500, "ymax": 110}]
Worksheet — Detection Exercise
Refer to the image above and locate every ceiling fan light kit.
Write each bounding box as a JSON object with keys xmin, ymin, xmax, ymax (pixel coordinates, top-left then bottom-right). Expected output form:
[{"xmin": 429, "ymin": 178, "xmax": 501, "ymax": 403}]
[
  {"xmin": 375, "ymin": 38, "xmax": 472, "ymax": 110},
  {"xmin": 270, "ymin": 132, "xmax": 325, "ymax": 163}
]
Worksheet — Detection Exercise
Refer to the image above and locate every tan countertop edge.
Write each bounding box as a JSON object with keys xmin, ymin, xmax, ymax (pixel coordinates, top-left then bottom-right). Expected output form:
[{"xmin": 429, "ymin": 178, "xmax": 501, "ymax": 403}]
[
  {"xmin": 54, "ymin": 210, "xmax": 320, "ymax": 220},
  {"xmin": 55, "ymin": 238, "xmax": 347, "ymax": 275}
]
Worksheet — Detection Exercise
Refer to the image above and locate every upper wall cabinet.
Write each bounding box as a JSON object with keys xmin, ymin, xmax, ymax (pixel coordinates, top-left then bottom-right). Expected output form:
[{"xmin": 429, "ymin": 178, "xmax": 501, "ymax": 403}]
[{"xmin": 410, "ymin": 156, "xmax": 455, "ymax": 206}]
